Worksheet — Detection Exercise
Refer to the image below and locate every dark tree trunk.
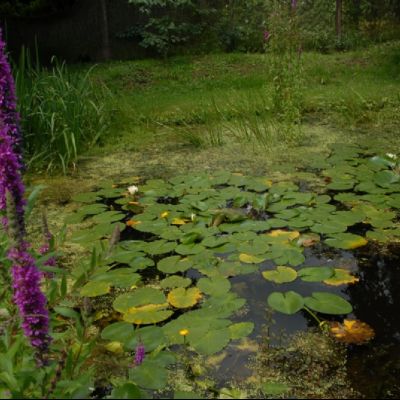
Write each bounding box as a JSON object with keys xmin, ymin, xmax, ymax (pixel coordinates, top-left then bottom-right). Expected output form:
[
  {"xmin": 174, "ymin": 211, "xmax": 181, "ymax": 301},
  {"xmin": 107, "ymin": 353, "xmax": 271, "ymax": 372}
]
[
  {"xmin": 336, "ymin": 0, "xmax": 343, "ymax": 41},
  {"xmin": 99, "ymin": 0, "xmax": 111, "ymax": 60}
]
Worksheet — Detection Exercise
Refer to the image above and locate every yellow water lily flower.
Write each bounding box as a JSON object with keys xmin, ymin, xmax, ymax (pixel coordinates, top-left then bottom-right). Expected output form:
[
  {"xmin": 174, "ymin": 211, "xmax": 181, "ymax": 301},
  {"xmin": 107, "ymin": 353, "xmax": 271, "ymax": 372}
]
[{"xmin": 179, "ymin": 329, "xmax": 189, "ymax": 336}]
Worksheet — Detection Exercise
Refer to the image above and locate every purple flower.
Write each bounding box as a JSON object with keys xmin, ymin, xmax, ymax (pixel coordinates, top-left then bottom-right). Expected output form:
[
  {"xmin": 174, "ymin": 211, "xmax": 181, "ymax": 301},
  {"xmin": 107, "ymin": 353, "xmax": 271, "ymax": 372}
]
[
  {"xmin": 134, "ymin": 342, "xmax": 145, "ymax": 366},
  {"xmin": 1, "ymin": 29, "xmax": 51, "ymax": 366},
  {"xmin": 264, "ymin": 31, "xmax": 271, "ymax": 42},
  {"xmin": 291, "ymin": 0, "xmax": 297, "ymax": 10},
  {"xmin": 0, "ymin": 28, "xmax": 22, "ymax": 155},
  {"xmin": 8, "ymin": 243, "xmax": 52, "ymax": 366}
]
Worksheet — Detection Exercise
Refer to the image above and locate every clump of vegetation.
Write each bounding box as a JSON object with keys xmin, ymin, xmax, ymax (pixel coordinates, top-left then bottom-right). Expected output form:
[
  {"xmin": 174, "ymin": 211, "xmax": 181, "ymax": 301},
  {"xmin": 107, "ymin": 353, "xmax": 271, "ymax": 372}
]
[{"xmin": 14, "ymin": 48, "xmax": 110, "ymax": 173}]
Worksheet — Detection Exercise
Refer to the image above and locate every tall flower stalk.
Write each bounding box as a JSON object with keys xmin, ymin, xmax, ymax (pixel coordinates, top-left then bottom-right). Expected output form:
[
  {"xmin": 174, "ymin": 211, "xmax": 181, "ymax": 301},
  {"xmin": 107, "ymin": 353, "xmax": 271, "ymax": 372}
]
[{"xmin": 0, "ymin": 28, "xmax": 51, "ymax": 366}]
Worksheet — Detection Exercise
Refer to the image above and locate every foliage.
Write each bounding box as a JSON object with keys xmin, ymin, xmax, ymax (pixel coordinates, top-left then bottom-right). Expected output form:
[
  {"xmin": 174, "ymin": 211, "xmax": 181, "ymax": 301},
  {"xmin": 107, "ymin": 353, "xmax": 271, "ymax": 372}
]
[
  {"xmin": 123, "ymin": 0, "xmax": 217, "ymax": 58},
  {"xmin": 13, "ymin": 47, "xmax": 110, "ymax": 173},
  {"xmin": 265, "ymin": 0, "xmax": 303, "ymax": 141},
  {"xmin": 0, "ymin": 0, "xmax": 75, "ymax": 17}
]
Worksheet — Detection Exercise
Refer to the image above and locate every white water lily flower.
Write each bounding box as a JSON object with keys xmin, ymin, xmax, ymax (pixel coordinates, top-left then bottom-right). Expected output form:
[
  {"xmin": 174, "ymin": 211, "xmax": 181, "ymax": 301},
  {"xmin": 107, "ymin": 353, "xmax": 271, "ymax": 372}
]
[
  {"xmin": 127, "ymin": 185, "xmax": 139, "ymax": 195},
  {"xmin": 386, "ymin": 153, "xmax": 397, "ymax": 160}
]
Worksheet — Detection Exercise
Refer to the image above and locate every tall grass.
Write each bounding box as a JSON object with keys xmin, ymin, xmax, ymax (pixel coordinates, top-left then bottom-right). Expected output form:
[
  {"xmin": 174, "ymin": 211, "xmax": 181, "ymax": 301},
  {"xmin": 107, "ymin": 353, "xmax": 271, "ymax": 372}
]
[{"xmin": 14, "ymin": 48, "xmax": 110, "ymax": 173}]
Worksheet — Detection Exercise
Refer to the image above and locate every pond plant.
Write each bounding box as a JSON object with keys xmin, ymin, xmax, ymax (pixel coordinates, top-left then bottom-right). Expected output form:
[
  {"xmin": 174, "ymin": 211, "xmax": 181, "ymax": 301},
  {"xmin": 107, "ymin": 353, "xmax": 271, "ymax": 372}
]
[{"xmin": 1, "ymin": 25, "xmax": 400, "ymax": 400}]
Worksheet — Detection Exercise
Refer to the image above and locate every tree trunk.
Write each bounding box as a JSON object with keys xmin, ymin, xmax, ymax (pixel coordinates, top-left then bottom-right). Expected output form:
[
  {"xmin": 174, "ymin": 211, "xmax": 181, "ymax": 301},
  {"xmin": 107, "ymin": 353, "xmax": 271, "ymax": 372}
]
[
  {"xmin": 336, "ymin": 0, "xmax": 343, "ymax": 41},
  {"xmin": 99, "ymin": 0, "xmax": 111, "ymax": 60}
]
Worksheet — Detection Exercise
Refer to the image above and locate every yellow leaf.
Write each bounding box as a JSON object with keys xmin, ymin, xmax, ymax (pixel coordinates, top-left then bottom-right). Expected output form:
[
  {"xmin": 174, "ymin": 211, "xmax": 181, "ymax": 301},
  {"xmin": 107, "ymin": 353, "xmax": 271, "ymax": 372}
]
[
  {"xmin": 239, "ymin": 253, "xmax": 266, "ymax": 264},
  {"xmin": 266, "ymin": 229, "xmax": 300, "ymax": 241},
  {"xmin": 126, "ymin": 220, "xmax": 141, "ymax": 227},
  {"xmin": 171, "ymin": 218, "xmax": 188, "ymax": 225},
  {"xmin": 323, "ymin": 269, "xmax": 359, "ymax": 286},
  {"xmin": 329, "ymin": 319, "xmax": 375, "ymax": 345},
  {"xmin": 160, "ymin": 211, "xmax": 169, "ymax": 219},
  {"xmin": 168, "ymin": 287, "xmax": 202, "ymax": 309},
  {"xmin": 347, "ymin": 236, "xmax": 368, "ymax": 249},
  {"xmin": 105, "ymin": 341, "xmax": 124, "ymax": 354}
]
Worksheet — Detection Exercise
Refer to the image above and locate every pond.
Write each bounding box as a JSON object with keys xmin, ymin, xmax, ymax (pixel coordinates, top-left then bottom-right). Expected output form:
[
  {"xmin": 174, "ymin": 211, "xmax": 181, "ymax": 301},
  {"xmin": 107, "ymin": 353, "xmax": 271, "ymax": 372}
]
[{"xmin": 63, "ymin": 143, "xmax": 400, "ymax": 398}]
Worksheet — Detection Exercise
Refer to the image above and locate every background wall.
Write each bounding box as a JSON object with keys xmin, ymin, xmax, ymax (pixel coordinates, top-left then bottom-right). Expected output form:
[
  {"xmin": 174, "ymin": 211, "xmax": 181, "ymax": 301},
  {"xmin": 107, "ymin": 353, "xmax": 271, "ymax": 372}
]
[{"xmin": 1, "ymin": 0, "xmax": 146, "ymax": 63}]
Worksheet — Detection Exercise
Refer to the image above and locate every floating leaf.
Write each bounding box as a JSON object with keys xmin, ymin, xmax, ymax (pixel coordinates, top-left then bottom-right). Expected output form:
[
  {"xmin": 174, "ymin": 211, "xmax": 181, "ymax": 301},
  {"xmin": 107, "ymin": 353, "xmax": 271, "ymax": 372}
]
[
  {"xmin": 304, "ymin": 292, "xmax": 352, "ymax": 315},
  {"xmin": 325, "ymin": 233, "xmax": 368, "ymax": 250},
  {"xmin": 329, "ymin": 319, "xmax": 375, "ymax": 345},
  {"xmin": 323, "ymin": 269, "xmax": 359, "ymax": 286},
  {"xmin": 239, "ymin": 253, "xmax": 267, "ymax": 264},
  {"xmin": 197, "ymin": 276, "xmax": 231, "ymax": 297},
  {"xmin": 267, "ymin": 291, "xmax": 304, "ymax": 315},
  {"xmin": 190, "ymin": 328, "xmax": 231, "ymax": 355},
  {"xmin": 229, "ymin": 322, "xmax": 254, "ymax": 340},
  {"xmin": 157, "ymin": 256, "xmax": 193, "ymax": 274},
  {"xmin": 262, "ymin": 266, "xmax": 297, "ymax": 284},
  {"xmin": 130, "ymin": 360, "xmax": 167, "ymax": 390},
  {"xmin": 113, "ymin": 288, "xmax": 167, "ymax": 313},
  {"xmin": 160, "ymin": 276, "xmax": 192, "ymax": 289},
  {"xmin": 168, "ymin": 288, "xmax": 202, "ymax": 309},
  {"xmin": 123, "ymin": 304, "xmax": 173, "ymax": 325},
  {"xmin": 111, "ymin": 383, "xmax": 142, "ymax": 399},
  {"xmin": 298, "ymin": 267, "xmax": 334, "ymax": 282},
  {"xmin": 101, "ymin": 322, "xmax": 134, "ymax": 343},
  {"xmin": 265, "ymin": 229, "xmax": 300, "ymax": 242}
]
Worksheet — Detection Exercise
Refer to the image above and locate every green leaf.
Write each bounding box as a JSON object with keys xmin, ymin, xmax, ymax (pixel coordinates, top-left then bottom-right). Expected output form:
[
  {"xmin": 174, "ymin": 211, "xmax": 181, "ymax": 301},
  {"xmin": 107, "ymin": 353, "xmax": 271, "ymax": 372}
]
[
  {"xmin": 229, "ymin": 322, "xmax": 254, "ymax": 340},
  {"xmin": 304, "ymin": 292, "xmax": 352, "ymax": 315},
  {"xmin": 110, "ymin": 383, "xmax": 142, "ymax": 399},
  {"xmin": 191, "ymin": 328, "xmax": 231, "ymax": 355},
  {"xmin": 261, "ymin": 382, "xmax": 290, "ymax": 396},
  {"xmin": 101, "ymin": 322, "xmax": 134, "ymax": 343},
  {"xmin": 157, "ymin": 256, "xmax": 193, "ymax": 274},
  {"xmin": 298, "ymin": 267, "xmax": 334, "ymax": 282},
  {"xmin": 197, "ymin": 276, "xmax": 231, "ymax": 296},
  {"xmin": 267, "ymin": 291, "xmax": 304, "ymax": 315},
  {"xmin": 262, "ymin": 266, "xmax": 297, "ymax": 284},
  {"xmin": 125, "ymin": 326, "xmax": 167, "ymax": 352},
  {"xmin": 80, "ymin": 281, "xmax": 110, "ymax": 297},
  {"xmin": 131, "ymin": 360, "xmax": 167, "ymax": 390},
  {"xmin": 174, "ymin": 391, "xmax": 203, "ymax": 399},
  {"xmin": 113, "ymin": 288, "xmax": 166, "ymax": 313},
  {"xmin": 168, "ymin": 287, "xmax": 202, "ymax": 309},
  {"xmin": 160, "ymin": 276, "xmax": 192, "ymax": 289},
  {"xmin": 325, "ymin": 233, "xmax": 368, "ymax": 250}
]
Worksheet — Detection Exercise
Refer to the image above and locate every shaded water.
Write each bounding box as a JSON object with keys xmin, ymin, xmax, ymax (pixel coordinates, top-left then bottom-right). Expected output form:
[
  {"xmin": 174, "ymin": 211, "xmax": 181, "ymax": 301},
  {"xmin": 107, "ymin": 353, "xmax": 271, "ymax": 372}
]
[{"xmin": 210, "ymin": 243, "xmax": 400, "ymax": 398}]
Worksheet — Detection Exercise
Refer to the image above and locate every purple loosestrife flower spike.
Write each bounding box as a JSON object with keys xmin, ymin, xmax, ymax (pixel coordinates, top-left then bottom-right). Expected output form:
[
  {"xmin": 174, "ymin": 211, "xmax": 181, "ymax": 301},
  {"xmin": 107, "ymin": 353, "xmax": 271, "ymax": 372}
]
[
  {"xmin": 0, "ymin": 28, "xmax": 22, "ymax": 155},
  {"xmin": 1, "ymin": 31, "xmax": 51, "ymax": 366},
  {"xmin": 291, "ymin": 0, "xmax": 297, "ymax": 10},
  {"xmin": 6, "ymin": 193, "xmax": 51, "ymax": 366},
  {"xmin": 134, "ymin": 342, "xmax": 145, "ymax": 366},
  {"xmin": 264, "ymin": 31, "xmax": 270, "ymax": 42}
]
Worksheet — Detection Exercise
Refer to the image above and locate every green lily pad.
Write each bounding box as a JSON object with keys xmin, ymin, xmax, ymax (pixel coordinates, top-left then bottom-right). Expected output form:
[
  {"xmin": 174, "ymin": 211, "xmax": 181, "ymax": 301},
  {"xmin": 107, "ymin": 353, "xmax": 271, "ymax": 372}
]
[
  {"xmin": 113, "ymin": 288, "xmax": 167, "ymax": 313},
  {"xmin": 325, "ymin": 233, "xmax": 368, "ymax": 249},
  {"xmin": 229, "ymin": 322, "xmax": 254, "ymax": 340},
  {"xmin": 267, "ymin": 291, "xmax": 304, "ymax": 315},
  {"xmin": 261, "ymin": 382, "xmax": 291, "ymax": 396},
  {"xmin": 191, "ymin": 328, "xmax": 231, "ymax": 355},
  {"xmin": 298, "ymin": 267, "xmax": 334, "ymax": 282},
  {"xmin": 262, "ymin": 266, "xmax": 297, "ymax": 284},
  {"xmin": 130, "ymin": 360, "xmax": 168, "ymax": 390},
  {"xmin": 101, "ymin": 322, "xmax": 134, "ymax": 343},
  {"xmin": 197, "ymin": 276, "xmax": 231, "ymax": 297},
  {"xmin": 304, "ymin": 292, "xmax": 352, "ymax": 315},
  {"xmin": 160, "ymin": 276, "xmax": 192, "ymax": 289},
  {"xmin": 157, "ymin": 256, "xmax": 193, "ymax": 274}
]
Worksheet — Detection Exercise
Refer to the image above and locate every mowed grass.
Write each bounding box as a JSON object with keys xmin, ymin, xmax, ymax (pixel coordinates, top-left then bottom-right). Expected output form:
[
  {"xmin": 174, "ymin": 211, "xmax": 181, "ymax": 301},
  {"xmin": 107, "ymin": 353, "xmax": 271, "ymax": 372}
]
[{"xmin": 85, "ymin": 41, "xmax": 400, "ymax": 149}]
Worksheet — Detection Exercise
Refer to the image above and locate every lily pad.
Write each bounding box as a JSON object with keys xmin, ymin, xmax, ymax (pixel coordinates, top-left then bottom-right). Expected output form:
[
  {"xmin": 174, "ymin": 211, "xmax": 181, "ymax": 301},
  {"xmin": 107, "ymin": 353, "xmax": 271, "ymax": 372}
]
[
  {"xmin": 325, "ymin": 233, "xmax": 368, "ymax": 250},
  {"xmin": 298, "ymin": 267, "xmax": 334, "ymax": 282},
  {"xmin": 267, "ymin": 291, "xmax": 304, "ymax": 315},
  {"xmin": 262, "ymin": 266, "xmax": 297, "ymax": 284},
  {"xmin": 168, "ymin": 287, "xmax": 202, "ymax": 309},
  {"xmin": 304, "ymin": 292, "xmax": 352, "ymax": 315}
]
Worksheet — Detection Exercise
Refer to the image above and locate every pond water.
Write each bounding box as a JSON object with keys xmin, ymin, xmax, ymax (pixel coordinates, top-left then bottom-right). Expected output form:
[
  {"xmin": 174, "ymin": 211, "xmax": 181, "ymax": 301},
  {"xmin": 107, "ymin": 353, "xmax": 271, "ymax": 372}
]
[{"xmin": 68, "ymin": 144, "xmax": 400, "ymax": 398}]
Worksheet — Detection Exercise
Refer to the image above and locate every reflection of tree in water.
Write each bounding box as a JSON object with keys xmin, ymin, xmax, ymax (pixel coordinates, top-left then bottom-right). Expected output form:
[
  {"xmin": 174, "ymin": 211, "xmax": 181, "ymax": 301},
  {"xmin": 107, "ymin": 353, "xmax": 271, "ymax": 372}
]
[{"xmin": 345, "ymin": 243, "xmax": 400, "ymax": 399}]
